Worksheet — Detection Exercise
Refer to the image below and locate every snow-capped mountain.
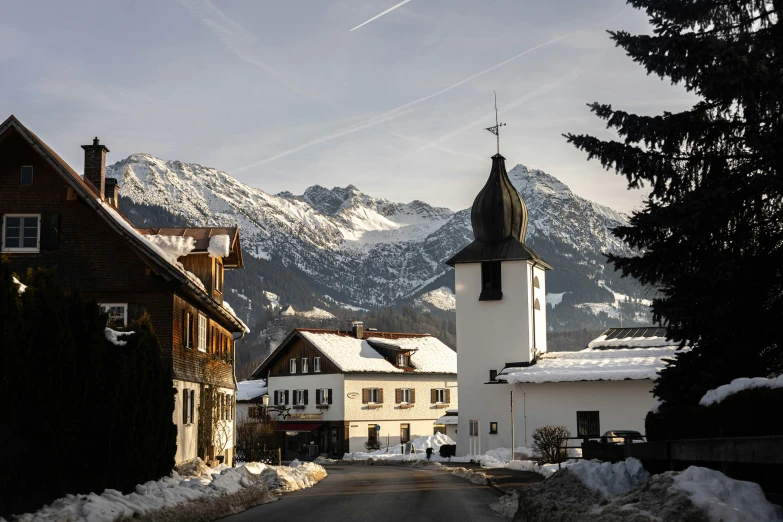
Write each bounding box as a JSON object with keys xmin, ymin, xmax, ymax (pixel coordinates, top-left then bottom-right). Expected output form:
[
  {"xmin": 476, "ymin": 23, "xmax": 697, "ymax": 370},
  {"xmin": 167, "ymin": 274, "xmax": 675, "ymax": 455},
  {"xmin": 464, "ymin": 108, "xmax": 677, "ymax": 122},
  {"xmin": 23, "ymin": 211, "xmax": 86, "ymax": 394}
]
[{"xmin": 108, "ymin": 153, "xmax": 651, "ymax": 333}]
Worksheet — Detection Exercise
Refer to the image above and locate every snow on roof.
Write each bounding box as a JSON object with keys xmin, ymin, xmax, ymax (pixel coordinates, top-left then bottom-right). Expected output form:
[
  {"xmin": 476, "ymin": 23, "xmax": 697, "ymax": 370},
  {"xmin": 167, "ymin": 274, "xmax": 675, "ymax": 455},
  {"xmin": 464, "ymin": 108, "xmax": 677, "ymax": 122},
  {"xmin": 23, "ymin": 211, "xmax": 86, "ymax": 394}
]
[
  {"xmin": 208, "ymin": 234, "xmax": 231, "ymax": 258},
  {"xmin": 498, "ymin": 347, "xmax": 681, "ymax": 384},
  {"xmin": 699, "ymin": 375, "xmax": 783, "ymax": 406},
  {"xmin": 297, "ymin": 331, "xmax": 456, "ymax": 374},
  {"xmin": 237, "ymin": 379, "xmax": 268, "ymax": 401},
  {"xmin": 222, "ymin": 300, "xmax": 250, "ymax": 333},
  {"xmin": 435, "ymin": 414, "xmax": 458, "ymax": 425},
  {"xmin": 144, "ymin": 235, "xmax": 196, "ymax": 263}
]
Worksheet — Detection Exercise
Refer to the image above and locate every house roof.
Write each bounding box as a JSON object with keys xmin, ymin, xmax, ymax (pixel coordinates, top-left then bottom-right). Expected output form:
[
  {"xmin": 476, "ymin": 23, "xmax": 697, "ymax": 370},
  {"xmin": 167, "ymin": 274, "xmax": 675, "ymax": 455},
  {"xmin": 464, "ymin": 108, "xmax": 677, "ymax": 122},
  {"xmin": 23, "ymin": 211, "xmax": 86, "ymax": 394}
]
[
  {"xmin": 0, "ymin": 115, "xmax": 248, "ymax": 333},
  {"xmin": 136, "ymin": 227, "xmax": 243, "ymax": 268},
  {"xmin": 252, "ymin": 328, "xmax": 457, "ymax": 377},
  {"xmin": 497, "ymin": 327, "xmax": 681, "ymax": 384},
  {"xmin": 237, "ymin": 379, "xmax": 267, "ymax": 402}
]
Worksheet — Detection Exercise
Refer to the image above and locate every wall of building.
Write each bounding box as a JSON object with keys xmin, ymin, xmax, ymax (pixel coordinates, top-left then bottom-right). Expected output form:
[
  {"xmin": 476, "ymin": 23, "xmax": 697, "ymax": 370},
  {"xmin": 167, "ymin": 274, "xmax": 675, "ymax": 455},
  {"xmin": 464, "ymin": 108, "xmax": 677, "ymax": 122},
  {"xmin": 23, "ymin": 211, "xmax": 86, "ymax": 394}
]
[
  {"xmin": 268, "ymin": 373, "xmax": 345, "ymax": 422},
  {"xmin": 343, "ymin": 373, "xmax": 458, "ymax": 453},
  {"xmin": 532, "ymin": 264, "xmax": 547, "ymax": 354},
  {"xmin": 456, "ymin": 379, "xmax": 655, "ymax": 456}
]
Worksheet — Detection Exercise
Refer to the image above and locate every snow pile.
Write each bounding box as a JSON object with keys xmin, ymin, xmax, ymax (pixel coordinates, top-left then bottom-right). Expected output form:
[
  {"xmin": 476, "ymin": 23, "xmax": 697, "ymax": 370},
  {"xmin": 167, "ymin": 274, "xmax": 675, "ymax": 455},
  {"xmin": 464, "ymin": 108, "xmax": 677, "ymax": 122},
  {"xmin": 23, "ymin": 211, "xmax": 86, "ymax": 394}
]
[
  {"xmin": 699, "ymin": 375, "xmax": 783, "ymax": 406},
  {"xmin": 237, "ymin": 379, "xmax": 267, "ymax": 401},
  {"xmin": 208, "ymin": 234, "xmax": 231, "ymax": 258},
  {"xmin": 567, "ymin": 458, "xmax": 649, "ymax": 497},
  {"xmin": 12, "ymin": 276, "xmax": 26, "ymax": 293},
  {"xmin": 499, "ymin": 347, "xmax": 680, "ymax": 383},
  {"xmin": 104, "ymin": 328, "xmax": 135, "ymax": 346},
  {"xmin": 672, "ymin": 466, "xmax": 783, "ymax": 522},
  {"xmin": 489, "ymin": 492, "xmax": 519, "ymax": 519},
  {"xmin": 298, "ymin": 331, "xmax": 456, "ymax": 374},
  {"xmin": 344, "ymin": 434, "xmax": 457, "ymax": 461},
  {"xmin": 144, "ymin": 235, "xmax": 196, "ymax": 263}
]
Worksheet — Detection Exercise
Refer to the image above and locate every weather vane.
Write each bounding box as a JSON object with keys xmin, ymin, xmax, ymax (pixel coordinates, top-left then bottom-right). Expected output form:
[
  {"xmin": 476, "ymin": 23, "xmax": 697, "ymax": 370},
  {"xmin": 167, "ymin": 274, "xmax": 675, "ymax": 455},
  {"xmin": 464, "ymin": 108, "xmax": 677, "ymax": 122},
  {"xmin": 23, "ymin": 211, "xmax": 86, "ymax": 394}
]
[{"xmin": 485, "ymin": 91, "xmax": 506, "ymax": 155}]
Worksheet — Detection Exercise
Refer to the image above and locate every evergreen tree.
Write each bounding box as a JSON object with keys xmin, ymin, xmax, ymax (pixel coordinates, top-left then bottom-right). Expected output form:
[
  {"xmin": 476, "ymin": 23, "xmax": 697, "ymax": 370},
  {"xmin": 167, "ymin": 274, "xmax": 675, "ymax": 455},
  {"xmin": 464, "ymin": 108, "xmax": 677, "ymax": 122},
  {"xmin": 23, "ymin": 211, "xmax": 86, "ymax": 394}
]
[{"xmin": 566, "ymin": 0, "xmax": 783, "ymax": 405}]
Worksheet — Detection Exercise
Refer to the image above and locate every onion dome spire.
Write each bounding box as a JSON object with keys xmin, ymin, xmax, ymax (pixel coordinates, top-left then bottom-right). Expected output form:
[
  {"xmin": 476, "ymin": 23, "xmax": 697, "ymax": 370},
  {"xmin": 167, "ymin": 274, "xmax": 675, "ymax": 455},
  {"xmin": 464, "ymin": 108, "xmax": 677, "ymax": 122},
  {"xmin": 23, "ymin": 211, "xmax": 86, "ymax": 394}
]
[{"xmin": 470, "ymin": 153, "xmax": 529, "ymax": 242}]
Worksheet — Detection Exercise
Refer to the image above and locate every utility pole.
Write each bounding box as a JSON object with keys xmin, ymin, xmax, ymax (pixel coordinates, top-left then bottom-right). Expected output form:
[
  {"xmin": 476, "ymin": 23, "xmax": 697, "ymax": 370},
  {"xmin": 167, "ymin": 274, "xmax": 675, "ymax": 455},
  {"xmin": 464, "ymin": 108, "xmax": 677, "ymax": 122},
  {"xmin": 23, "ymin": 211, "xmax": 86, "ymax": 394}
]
[{"xmin": 510, "ymin": 390, "xmax": 515, "ymax": 461}]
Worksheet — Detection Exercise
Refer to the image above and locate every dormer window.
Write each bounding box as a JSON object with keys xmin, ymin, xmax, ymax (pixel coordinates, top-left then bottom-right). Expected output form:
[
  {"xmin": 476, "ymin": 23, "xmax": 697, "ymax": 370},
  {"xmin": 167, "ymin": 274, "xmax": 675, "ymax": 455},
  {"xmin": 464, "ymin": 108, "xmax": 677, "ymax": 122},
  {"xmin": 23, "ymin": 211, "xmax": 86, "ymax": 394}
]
[
  {"xmin": 480, "ymin": 261, "xmax": 502, "ymax": 301},
  {"xmin": 397, "ymin": 352, "xmax": 409, "ymax": 367}
]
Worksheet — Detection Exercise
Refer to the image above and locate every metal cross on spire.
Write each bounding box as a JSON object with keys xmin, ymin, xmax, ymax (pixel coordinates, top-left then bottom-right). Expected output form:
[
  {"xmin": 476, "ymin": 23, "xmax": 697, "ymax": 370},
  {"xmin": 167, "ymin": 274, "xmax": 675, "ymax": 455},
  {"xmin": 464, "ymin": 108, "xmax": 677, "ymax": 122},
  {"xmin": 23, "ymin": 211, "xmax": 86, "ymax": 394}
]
[{"xmin": 484, "ymin": 91, "xmax": 506, "ymax": 154}]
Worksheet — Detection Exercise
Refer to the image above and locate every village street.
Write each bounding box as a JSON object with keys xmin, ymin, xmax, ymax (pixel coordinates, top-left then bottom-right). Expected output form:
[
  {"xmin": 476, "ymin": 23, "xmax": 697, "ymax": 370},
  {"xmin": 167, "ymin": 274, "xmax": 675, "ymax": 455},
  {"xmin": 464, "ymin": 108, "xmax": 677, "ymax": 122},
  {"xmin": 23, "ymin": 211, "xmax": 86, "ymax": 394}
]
[{"xmin": 220, "ymin": 463, "xmax": 504, "ymax": 521}]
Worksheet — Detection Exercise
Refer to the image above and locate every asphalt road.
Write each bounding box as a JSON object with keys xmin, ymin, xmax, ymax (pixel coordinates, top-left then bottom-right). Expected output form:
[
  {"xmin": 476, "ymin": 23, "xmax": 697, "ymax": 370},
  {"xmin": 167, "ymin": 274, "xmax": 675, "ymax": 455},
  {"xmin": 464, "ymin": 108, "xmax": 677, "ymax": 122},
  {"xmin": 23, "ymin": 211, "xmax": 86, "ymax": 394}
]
[{"xmin": 220, "ymin": 463, "xmax": 504, "ymax": 522}]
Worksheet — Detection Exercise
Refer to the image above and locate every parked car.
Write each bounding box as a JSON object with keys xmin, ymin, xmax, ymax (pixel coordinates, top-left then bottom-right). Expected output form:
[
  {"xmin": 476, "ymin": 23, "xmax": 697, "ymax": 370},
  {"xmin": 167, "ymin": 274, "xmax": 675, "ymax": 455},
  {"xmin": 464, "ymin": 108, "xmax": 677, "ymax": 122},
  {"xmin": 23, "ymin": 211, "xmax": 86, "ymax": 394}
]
[{"xmin": 600, "ymin": 430, "xmax": 646, "ymax": 444}]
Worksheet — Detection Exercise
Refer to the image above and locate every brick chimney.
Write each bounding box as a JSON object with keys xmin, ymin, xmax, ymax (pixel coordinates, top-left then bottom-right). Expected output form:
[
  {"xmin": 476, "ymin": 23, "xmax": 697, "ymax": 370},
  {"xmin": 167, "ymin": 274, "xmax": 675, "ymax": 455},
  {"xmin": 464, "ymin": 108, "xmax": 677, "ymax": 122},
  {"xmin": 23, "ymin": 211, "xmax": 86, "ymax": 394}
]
[
  {"xmin": 105, "ymin": 178, "xmax": 119, "ymax": 209},
  {"xmin": 82, "ymin": 137, "xmax": 110, "ymax": 198}
]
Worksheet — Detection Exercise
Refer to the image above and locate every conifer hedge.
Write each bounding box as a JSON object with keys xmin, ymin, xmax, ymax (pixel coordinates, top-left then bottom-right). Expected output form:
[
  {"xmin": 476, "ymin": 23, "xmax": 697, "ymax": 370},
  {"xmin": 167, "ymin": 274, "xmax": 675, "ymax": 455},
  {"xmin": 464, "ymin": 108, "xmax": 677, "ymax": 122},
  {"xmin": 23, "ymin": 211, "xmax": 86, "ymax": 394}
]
[{"xmin": 0, "ymin": 257, "xmax": 176, "ymax": 518}]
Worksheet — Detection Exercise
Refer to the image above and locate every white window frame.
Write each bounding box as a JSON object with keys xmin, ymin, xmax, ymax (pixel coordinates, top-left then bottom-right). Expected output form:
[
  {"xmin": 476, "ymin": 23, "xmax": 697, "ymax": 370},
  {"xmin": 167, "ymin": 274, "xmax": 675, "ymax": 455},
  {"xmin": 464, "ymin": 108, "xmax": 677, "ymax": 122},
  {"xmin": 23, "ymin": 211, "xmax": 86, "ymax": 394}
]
[
  {"xmin": 2, "ymin": 214, "xmax": 41, "ymax": 253},
  {"xmin": 99, "ymin": 303, "xmax": 128, "ymax": 327},
  {"xmin": 313, "ymin": 357, "xmax": 321, "ymax": 373},
  {"xmin": 369, "ymin": 388, "xmax": 381, "ymax": 403},
  {"xmin": 400, "ymin": 388, "xmax": 412, "ymax": 404},
  {"xmin": 317, "ymin": 388, "xmax": 330, "ymax": 404},
  {"xmin": 434, "ymin": 388, "xmax": 447, "ymax": 403},
  {"xmin": 198, "ymin": 314, "xmax": 207, "ymax": 352},
  {"xmin": 397, "ymin": 352, "xmax": 409, "ymax": 367},
  {"xmin": 293, "ymin": 389, "xmax": 305, "ymax": 406},
  {"xmin": 289, "ymin": 359, "xmax": 297, "ymax": 374},
  {"xmin": 301, "ymin": 357, "xmax": 308, "ymax": 373}
]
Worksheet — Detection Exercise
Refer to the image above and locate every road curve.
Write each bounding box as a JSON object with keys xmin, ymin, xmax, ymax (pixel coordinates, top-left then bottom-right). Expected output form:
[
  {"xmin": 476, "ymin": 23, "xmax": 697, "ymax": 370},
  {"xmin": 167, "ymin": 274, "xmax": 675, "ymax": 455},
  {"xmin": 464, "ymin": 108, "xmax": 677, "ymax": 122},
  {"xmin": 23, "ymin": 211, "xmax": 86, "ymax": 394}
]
[{"xmin": 220, "ymin": 463, "xmax": 503, "ymax": 522}]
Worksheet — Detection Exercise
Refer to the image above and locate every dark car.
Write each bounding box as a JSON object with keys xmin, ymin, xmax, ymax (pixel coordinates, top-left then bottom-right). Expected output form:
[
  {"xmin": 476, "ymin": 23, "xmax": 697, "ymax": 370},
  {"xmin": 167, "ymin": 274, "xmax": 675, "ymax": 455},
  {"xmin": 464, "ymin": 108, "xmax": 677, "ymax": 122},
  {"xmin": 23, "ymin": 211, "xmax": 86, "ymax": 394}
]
[{"xmin": 600, "ymin": 430, "xmax": 646, "ymax": 444}]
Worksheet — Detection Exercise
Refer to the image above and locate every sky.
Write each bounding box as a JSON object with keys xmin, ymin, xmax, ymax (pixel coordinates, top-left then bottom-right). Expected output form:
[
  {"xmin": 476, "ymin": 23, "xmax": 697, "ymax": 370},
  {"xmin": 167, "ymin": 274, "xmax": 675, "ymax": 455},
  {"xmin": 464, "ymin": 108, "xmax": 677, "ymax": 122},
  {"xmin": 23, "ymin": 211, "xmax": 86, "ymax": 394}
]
[{"xmin": 0, "ymin": 0, "xmax": 696, "ymax": 214}]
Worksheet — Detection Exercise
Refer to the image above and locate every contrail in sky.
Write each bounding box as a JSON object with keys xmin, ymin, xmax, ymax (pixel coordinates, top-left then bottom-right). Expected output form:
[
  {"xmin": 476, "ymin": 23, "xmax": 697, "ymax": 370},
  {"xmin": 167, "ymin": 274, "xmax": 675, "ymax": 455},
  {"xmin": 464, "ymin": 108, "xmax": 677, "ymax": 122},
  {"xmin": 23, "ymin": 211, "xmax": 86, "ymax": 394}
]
[
  {"xmin": 351, "ymin": 0, "xmax": 414, "ymax": 31},
  {"xmin": 233, "ymin": 32, "xmax": 573, "ymax": 172}
]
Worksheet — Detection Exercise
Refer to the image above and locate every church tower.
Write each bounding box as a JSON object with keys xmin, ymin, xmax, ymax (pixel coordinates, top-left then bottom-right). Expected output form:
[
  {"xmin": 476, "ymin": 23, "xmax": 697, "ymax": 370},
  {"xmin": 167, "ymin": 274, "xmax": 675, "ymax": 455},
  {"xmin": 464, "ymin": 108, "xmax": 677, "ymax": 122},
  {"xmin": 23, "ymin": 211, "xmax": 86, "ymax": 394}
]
[{"xmin": 448, "ymin": 109, "xmax": 552, "ymax": 454}]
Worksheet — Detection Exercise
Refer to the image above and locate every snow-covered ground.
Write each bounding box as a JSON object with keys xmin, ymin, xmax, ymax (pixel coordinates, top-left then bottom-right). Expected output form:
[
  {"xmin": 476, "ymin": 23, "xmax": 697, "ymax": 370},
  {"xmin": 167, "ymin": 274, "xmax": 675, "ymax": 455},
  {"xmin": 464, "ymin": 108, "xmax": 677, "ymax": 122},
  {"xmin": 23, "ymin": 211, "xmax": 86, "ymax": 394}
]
[{"xmin": 11, "ymin": 459, "xmax": 326, "ymax": 522}]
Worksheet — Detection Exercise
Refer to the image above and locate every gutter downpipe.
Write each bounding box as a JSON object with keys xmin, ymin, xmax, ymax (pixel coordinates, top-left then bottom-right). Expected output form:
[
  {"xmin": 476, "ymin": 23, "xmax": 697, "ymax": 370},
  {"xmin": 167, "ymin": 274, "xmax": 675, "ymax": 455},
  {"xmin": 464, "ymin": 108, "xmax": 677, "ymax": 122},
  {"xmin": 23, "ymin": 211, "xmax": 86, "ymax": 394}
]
[{"xmin": 231, "ymin": 329, "xmax": 246, "ymax": 466}]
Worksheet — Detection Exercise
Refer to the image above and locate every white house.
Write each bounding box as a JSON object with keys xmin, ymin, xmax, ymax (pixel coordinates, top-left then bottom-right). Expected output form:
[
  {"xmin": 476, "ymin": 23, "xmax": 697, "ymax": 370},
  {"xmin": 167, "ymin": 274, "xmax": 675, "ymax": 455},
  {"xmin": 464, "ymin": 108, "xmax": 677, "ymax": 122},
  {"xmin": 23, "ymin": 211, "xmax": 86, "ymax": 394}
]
[
  {"xmin": 448, "ymin": 153, "xmax": 677, "ymax": 455},
  {"xmin": 236, "ymin": 379, "xmax": 268, "ymax": 420},
  {"xmin": 249, "ymin": 323, "xmax": 457, "ymax": 459}
]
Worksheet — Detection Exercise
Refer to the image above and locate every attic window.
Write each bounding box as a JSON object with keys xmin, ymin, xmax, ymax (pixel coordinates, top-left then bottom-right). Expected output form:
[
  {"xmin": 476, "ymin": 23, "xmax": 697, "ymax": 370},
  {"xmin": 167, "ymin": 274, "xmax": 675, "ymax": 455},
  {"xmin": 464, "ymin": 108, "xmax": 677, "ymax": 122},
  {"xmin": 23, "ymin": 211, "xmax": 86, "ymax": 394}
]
[
  {"xmin": 479, "ymin": 261, "xmax": 502, "ymax": 301},
  {"xmin": 20, "ymin": 166, "xmax": 34, "ymax": 185},
  {"xmin": 397, "ymin": 352, "xmax": 409, "ymax": 367}
]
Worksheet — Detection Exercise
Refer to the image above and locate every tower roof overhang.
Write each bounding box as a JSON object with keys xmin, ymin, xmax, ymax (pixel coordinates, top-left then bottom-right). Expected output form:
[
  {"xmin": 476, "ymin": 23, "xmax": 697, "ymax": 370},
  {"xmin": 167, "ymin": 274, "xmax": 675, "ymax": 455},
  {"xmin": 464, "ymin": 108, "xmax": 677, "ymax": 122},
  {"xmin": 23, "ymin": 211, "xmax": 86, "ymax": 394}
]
[{"xmin": 446, "ymin": 237, "xmax": 552, "ymax": 269}]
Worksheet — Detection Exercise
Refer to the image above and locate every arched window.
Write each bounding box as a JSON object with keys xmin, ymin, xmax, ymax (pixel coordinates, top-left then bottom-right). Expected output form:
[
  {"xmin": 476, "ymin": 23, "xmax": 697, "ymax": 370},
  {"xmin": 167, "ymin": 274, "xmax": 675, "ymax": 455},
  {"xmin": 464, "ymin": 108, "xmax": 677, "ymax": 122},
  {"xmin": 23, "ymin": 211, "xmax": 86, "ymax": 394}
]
[
  {"xmin": 533, "ymin": 298, "xmax": 541, "ymax": 310},
  {"xmin": 533, "ymin": 276, "xmax": 540, "ymax": 289}
]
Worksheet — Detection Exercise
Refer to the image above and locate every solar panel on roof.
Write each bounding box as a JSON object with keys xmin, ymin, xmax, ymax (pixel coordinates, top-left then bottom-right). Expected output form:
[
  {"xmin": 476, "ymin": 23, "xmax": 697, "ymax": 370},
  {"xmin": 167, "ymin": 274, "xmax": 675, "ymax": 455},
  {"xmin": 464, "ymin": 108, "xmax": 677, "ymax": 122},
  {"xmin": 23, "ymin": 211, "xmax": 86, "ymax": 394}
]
[{"xmin": 605, "ymin": 329, "xmax": 622, "ymax": 340}]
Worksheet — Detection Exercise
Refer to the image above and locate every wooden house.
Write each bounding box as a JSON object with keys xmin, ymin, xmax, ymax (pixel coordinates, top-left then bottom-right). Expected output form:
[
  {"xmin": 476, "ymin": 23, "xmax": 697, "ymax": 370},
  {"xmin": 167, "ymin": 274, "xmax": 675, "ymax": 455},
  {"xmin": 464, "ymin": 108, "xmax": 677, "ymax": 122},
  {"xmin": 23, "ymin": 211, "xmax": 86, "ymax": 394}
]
[{"xmin": 0, "ymin": 115, "xmax": 248, "ymax": 465}]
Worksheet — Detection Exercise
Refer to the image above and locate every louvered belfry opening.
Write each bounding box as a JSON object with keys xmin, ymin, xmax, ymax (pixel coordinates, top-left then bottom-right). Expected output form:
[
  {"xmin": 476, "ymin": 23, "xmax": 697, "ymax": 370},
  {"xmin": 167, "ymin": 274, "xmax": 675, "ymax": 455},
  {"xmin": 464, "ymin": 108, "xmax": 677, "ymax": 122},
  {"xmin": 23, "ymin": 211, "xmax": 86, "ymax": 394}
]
[{"xmin": 471, "ymin": 154, "xmax": 528, "ymax": 243}]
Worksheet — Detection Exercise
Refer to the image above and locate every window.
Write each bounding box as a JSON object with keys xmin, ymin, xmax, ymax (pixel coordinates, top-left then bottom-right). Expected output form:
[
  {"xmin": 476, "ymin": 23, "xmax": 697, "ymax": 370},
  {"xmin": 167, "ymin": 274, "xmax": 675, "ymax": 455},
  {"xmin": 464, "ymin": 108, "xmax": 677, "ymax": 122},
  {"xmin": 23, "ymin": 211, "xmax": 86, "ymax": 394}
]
[
  {"xmin": 363, "ymin": 388, "xmax": 382, "ymax": 403},
  {"xmin": 99, "ymin": 303, "xmax": 128, "ymax": 327},
  {"xmin": 577, "ymin": 411, "xmax": 600, "ymax": 438},
  {"xmin": 489, "ymin": 422, "xmax": 498, "ymax": 434},
  {"xmin": 20, "ymin": 166, "xmax": 33, "ymax": 185},
  {"xmin": 400, "ymin": 423, "xmax": 410, "ymax": 444},
  {"xmin": 183, "ymin": 388, "xmax": 195, "ymax": 424},
  {"xmin": 215, "ymin": 261, "xmax": 223, "ymax": 293},
  {"xmin": 293, "ymin": 389, "xmax": 308, "ymax": 406},
  {"xmin": 397, "ymin": 388, "xmax": 412, "ymax": 404},
  {"xmin": 489, "ymin": 369, "xmax": 498, "ymax": 381},
  {"xmin": 2, "ymin": 214, "xmax": 40, "ymax": 252},
  {"xmin": 431, "ymin": 388, "xmax": 449, "ymax": 404},
  {"xmin": 301, "ymin": 357, "xmax": 309, "ymax": 374},
  {"xmin": 198, "ymin": 315, "xmax": 207, "ymax": 352},
  {"xmin": 533, "ymin": 275, "xmax": 540, "ymax": 289},
  {"xmin": 534, "ymin": 298, "xmax": 541, "ymax": 310},
  {"xmin": 397, "ymin": 352, "xmax": 409, "ymax": 367},
  {"xmin": 316, "ymin": 388, "xmax": 332, "ymax": 405},
  {"xmin": 313, "ymin": 357, "xmax": 321, "ymax": 373},
  {"xmin": 368, "ymin": 425, "xmax": 378, "ymax": 443},
  {"xmin": 289, "ymin": 359, "xmax": 297, "ymax": 374},
  {"xmin": 480, "ymin": 261, "xmax": 502, "ymax": 301},
  {"xmin": 273, "ymin": 390, "xmax": 289, "ymax": 405},
  {"xmin": 433, "ymin": 425, "xmax": 446, "ymax": 435},
  {"xmin": 469, "ymin": 419, "xmax": 479, "ymax": 437},
  {"xmin": 183, "ymin": 312, "xmax": 193, "ymax": 349}
]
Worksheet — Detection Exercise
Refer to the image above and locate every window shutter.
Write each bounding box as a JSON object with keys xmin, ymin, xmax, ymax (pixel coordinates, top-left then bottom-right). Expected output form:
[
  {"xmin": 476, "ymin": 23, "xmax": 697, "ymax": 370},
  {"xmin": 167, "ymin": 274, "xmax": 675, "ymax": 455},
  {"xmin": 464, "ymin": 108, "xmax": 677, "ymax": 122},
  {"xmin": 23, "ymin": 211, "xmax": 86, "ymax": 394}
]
[
  {"xmin": 362, "ymin": 388, "xmax": 369, "ymax": 404},
  {"xmin": 183, "ymin": 311, "xmax": 189, "ymax": 347},
  {"xmin": 431, "ymin": 389, "xmax": 436, "ymax": 403},
  {"xmin": 284, "ymin": 390, "xmax": 289, "ymax": 405},
  {"xmin": 410, "ymin": 389, "xmax": 416, "ymax": 404},
  {"xmin": 445, "ymin": 389, "xmax": 451, "ymax": 403},
  {"xmin": 189, "ymin": 390, "xmax": 195, "ymax": 423},
  {"xmin": 395, "ymin": 389, "xmax": 401, "ymax": 404},
  {"xmin": 183, "ymin": 390, "xmax": 188, "ymax": 424},
  {"xmin": 274, "ymin": 391, "xmax": 278, "ymax": 405},
  {"xmin": 378, "ymin": 389, "xmax": 384, "ymax": 403},
  {"xmin": 316, "ymin": 390, "xmax": 321, "ymax": 405},
  {"xmin": 304, "ymin": 390, "xmax": 309, "ymax": 405},
  {"xmin": 40, "ymin": 213, "xmax": 59, "ymax": 250},
  {"xmin": 328, "ymin": 389, "xmax": 333, "ymax": 405}
]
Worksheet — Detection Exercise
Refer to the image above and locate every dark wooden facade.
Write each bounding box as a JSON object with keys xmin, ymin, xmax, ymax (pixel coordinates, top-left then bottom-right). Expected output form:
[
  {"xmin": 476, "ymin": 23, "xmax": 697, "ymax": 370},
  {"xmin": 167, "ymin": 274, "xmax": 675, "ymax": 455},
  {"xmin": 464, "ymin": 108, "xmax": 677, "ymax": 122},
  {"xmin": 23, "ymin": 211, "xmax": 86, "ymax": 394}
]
[
  {"xmin": 0, "ymin": 117, "xmax": 243, "ymax": 388},
  {"xmin": 266, "ymin": 335, "xmax": 340, "ymax": 377}
]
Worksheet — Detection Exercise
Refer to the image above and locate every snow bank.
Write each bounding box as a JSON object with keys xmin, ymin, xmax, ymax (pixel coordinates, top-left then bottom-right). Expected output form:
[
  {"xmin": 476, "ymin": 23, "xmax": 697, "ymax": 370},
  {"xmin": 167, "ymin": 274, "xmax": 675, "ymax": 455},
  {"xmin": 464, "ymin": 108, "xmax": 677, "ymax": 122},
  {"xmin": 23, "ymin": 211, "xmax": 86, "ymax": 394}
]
[
  {"xmin": 566, "ymin": 458, "xmax": 649, "ymax": 497},
  {"xmin": 104, "ymin": 328, "xmax": 135, "ymax": 346},
  {"xmin": 13, "ymin": 459, "xmax": 326, "ymax": 522},
  {"xmin": 699, "ymin": 375, "xmax": 783, "ymax": 406},
  {"xmin": 208, "ymin": 235, "xmax": 231, "ymax": 258},
  {"xmin": 344, "ymin": 433, "xmax": 456, "ymax": 461},
  {"xmin": 144, "ymin": 235, "xmax": 196, "ymax": 263},
  {"xmin": 672, "ymin": 466, "xmax": 782, "ymax": 522}
]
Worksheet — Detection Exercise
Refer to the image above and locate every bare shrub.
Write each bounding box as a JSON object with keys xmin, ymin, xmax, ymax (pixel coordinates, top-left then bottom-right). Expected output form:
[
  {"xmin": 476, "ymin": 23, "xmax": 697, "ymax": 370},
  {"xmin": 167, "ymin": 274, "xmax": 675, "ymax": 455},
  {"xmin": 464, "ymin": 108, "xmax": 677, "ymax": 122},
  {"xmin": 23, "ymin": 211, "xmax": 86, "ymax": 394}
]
[{"xmin": 532, "ymin": 425, "xmax": 571, "ymax": 465}]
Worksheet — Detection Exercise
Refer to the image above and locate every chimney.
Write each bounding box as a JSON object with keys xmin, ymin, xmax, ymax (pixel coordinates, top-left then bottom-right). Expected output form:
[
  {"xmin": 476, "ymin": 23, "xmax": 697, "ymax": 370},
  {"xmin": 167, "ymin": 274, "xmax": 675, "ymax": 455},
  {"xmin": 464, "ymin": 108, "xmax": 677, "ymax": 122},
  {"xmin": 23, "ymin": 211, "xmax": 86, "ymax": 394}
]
[
  {"xmin": 105, "ymin": 178, "xmax": 119, "ymax": 209},
  {"xmin": 351, "ymin": 321, "xmax": 364, "ymax": 339},
  {"xmin": 82, "ymin": 137, "xmax": 110, "ymax": 199}
]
